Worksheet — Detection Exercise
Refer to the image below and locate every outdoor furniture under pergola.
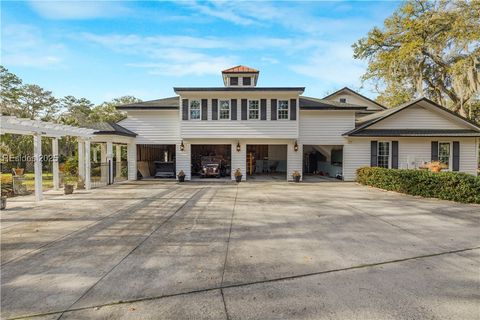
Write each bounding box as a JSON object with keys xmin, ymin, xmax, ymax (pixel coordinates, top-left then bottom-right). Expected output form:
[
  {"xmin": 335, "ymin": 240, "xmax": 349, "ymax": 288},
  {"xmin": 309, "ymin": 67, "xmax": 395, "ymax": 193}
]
[{"xmin": 0, "ymin": 116, "xmax": 96, "ymax": 201}]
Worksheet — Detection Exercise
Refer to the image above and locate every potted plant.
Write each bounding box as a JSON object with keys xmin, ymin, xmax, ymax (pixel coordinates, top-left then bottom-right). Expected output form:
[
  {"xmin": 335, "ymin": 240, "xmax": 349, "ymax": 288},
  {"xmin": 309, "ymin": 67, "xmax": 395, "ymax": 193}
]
[
  {"xmin": 13, "ymin": 168, "xmax": 24, "ymax": 176},
  {"xmin": 234, "ymin": 168, "xmax": 242, "ymax": 183},
  {"xmin": 64, "ymin": 184, "xmax": 74, "ymax": 195},
  {"xmin": 178, "ymin": 170, "xmax": 186, "ymax": 182},
  {"xmin": 292, "ymin": 170, "xmax": 301, "ymax": 182},
  {"xmin": 425, "ymin": 161, "xmax": 447, "ymax": 173},
  {"xmin": 77, "ymin": 177, "xmax": 85, "ymax": 189},
  {"xmin": 1, "ymin": 196, "xmax": 6, "ymax": 210}
]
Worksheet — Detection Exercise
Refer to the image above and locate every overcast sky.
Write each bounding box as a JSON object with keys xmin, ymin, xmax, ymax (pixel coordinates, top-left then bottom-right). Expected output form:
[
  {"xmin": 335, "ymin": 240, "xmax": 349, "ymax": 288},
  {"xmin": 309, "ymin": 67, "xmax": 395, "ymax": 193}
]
[{"xmin": 2, "ymin": 1, "xmax": 400, "ymax": 104}]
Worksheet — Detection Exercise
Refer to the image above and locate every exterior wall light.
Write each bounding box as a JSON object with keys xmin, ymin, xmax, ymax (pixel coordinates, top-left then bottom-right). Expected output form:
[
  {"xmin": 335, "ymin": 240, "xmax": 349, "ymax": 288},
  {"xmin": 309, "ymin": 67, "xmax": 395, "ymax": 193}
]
[
  {"xmin": 180, "ymin": 141, "xmax": 185, "ymax": 151},
  {"xmin": 294, "ymin": 141, "xmax": 299, "ymax": 152},
  {"xmin": 236, "ymin": 141, "xmax": 241, "ymax": 152}
]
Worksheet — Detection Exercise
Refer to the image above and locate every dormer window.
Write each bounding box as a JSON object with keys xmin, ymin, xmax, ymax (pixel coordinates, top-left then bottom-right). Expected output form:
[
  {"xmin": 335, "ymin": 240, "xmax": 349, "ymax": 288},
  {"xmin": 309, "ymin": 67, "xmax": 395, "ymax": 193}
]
[
  {"xmin": 243, "ymin": 77, "xmax": 251, "ymax": 86},
  {"xmin": 339, "ymin": 98, "xmax": 347, "ymax": 103},
  {"xmin": 230, "ymin": 77, "xmax": 238, "ymax": 86}
]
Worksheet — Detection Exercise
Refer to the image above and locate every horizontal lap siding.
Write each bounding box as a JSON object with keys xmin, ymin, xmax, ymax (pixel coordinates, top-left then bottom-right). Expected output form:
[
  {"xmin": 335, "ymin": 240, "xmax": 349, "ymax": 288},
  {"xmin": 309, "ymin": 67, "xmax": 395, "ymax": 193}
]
[
  {"xmin": 287, "ymin": 142, "xmax": 303, "ymax": 181},
  {"xmin": 119, "ymin": 111, "xmax": 180, "ymax": 144},
  {"xmin": 299, "ymin": 111, "xmax": 354, "ymax": 145},
  {"xmin": 343, "ymin": 140, "xmax": 370, "ymax": 181},
  {"xmin": 181, "ymin": 121, "xmax": 298, "ymax": 139}
]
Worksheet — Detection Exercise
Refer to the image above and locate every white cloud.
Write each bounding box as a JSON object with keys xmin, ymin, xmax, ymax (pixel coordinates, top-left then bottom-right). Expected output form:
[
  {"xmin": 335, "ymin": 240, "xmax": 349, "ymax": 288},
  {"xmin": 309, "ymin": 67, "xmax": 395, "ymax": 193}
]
[
  {"xmin": 28, "ymin": 0, "xmax": 129, "ymax": 20},
  {"xmin": 1, "ymin": 24, "xmax": 66, "ymax": 68}
]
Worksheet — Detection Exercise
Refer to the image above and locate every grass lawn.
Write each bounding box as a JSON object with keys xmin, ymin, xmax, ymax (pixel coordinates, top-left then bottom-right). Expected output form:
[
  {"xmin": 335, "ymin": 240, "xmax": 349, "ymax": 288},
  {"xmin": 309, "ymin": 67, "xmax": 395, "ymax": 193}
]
[{"xmin": 1, "ymin": 173, "xmax": 78, "ymax": 195}]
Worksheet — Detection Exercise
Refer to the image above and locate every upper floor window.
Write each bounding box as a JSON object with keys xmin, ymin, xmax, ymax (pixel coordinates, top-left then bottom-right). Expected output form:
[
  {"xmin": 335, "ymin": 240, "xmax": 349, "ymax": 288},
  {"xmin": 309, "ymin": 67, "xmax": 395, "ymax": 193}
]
[
  {"xmin": 219, "ymin": 100, "xmax": 230, "ymax": 120},
  {"xmin": 339, "ymin": 98, "xmax": 347, "ymax": 103},
  {"xmin": 230, "ymin": 77, "xmax": 238, "ymax": 86},
  {"xmin": 278, "ymin": 100, "xmax": 289, "ymax": 120},
  {"xmin": 438, "ymin": 142, "xmax": 451, "ymax": 169},
  {"xmin": 248, "ymin": 100, "xmax": 259, "ymax": 119},
  {"xmin": 190, "ymin": 100, "xmax": 201, "ymax": 120},
  {"xmin": 377, "ymin": 141, "xmax": 390, "ymax": 168},
  {"xmin": 243, "ymin": 77, "xmax": 251, "ymax": 86}
]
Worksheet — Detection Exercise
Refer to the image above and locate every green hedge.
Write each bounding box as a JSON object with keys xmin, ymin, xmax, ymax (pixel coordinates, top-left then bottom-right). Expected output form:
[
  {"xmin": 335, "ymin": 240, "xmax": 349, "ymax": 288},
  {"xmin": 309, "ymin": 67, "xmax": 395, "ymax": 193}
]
[{"xmin": 356, "ymin": 167, "xmax": 480, "ymax": 204}]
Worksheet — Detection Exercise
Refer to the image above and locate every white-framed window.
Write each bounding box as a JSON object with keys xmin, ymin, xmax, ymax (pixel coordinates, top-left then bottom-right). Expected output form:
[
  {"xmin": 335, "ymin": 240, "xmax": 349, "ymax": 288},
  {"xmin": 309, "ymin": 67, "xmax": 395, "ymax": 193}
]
[
  {"xmin": 219, "ymin": 100, "xmax": 230, "ymax": 120},
  {"xmin": 243, "ymin": 77, "xmax": 252, "ymax": 86},
  {"xmin": 248, "ymin": 100, "xmax": 259, "ymax": 120},
  {"xmin": 438, "ymin": 142, "xmax": 451, "ymax": 169},
  {"xmin": 278, "ymin": 100, "xmax": 289, "ymax": 120},
  {"xmin": 377, "ymin": 141, "xmax": 390, "ymax": 168},
  {"xmin": 229, "ymin": 77, "xmax": 238, "ymax": 86},
  {"xmin": 189, "ymin": 99, "xmax": 201, "ymax": 120}
]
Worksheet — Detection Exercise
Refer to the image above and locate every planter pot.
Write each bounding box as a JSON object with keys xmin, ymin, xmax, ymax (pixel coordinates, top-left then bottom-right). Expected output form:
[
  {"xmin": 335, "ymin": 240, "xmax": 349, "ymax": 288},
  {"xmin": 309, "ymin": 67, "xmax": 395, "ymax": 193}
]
[
  {"xmin": 1, "ymin": 197, "xmax": 6, "ymax": 210},
  {"xmin": 235, "ymin": 175, "xmax": 242, "ymax": 183},
  {"xmin": 178, "ymin": 176, "xmax": 185, "ymax": 182},
  {"xmin": 14, "ymin": 168, "xmax": 24, "ymax": 176},
  {"xmin": 430, "ymin": 166, "xmax": 442, "ymax": 173},
  {"xmin": 293, "ymin": 176, "xmax": 301, "ymax": 183},
  {"xmin": 64, "ymin": 184, "xmax": 74, "ymax": 195}
]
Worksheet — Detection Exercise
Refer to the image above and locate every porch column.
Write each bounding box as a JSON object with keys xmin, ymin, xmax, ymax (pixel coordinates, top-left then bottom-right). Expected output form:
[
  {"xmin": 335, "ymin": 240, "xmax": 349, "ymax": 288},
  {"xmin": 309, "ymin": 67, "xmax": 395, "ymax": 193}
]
[
  {"xmin": 106, "ymin": 141, "xmax": 113, "ymax": 184},
  {"xmin": 52, "ymin": 137, "xmax": 60, "ymax": 190},
  {"xmin": 78, "ymin": 140, "xmax": 85, "ymax": 181},
  {"xmin": 115, "ymin": 144, "xmax": 122, "ymax": 179},
  {"xmin": 287, "ymin": 141, "xmax": 303, "ymax": 181},
  {"xmin": 231, "ymin": 141, "xmax": 246, "ymax": 181},
  {"xmin": 33, "ymin": 133, "xmax": 43, "ymax": 201},
  {"xmin": 100, "ymin": 143, "xmax": 107, "ymax": 184},
  {"xmin": 127, "ymin": 143, "xmax": 137, "ymax": 180},
  {"xmin": 85, "ymin": 140, "xmax": 91, "ymax": 190},
  {"xmin": 176, "ymin": 141, "xmax": 191, "ymax": 180}
]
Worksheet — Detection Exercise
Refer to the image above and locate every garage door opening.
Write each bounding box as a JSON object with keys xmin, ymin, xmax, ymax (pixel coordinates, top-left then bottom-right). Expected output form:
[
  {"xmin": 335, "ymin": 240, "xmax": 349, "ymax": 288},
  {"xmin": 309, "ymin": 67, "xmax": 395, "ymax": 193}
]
[
  {"xmin": 303, "ymin": 145, "xmax": 343, "ymax": 181},
  {"xmin": 191, "ymin": 144, "xmax": 231, "ymax": 179},
  {"xmin": 246, "ymin": 145, "xmax": 287, "ymax": 181},
  {"xmin": 137, "ymin": 144, "xmax": 176, "ymax": 179}
]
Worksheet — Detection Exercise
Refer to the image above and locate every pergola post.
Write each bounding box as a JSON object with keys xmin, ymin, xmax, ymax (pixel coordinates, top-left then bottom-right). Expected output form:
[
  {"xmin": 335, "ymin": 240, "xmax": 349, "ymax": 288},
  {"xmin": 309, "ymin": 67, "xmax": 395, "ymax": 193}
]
[
  {"xmin": 106, "ymin": 141, "xmax": 113, "ymax": 184},
  {"xmin": 100, "ymin": 143, "xmax": 107, "ymax": 184},
  {"xmin": 52, "ymin": 137, "xmax": 60, "ymax": 190},
  {"xmin": 115, "ymin": 144, "xmax": 122, "ymax": 179},
  {"xmin": 78, "ymin": 140, "xmax": 85, "ymax": 182},
  {"xmin": 85, "ymin": 140, "xmax": 91, "ymax": 190},
  {"xmin": 33, "ymin": 133, "xmax": 43, "ymax": 201}
]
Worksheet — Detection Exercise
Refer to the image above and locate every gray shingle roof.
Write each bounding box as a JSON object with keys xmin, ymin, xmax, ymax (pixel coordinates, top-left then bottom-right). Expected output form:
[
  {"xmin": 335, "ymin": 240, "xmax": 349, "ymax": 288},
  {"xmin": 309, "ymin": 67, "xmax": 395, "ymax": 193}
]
[
  {"xmin": 322, "ymin": 87, "xmax": 387, "ymax": 110},
  {"xmin": 89, "ymin": 122, "xmax": 137, "ymax": 137},
  {"xmin": 346, "ymin": 129, "xmax": 480, "ymax": 137},
  {"xmin": 174, "ymin": 87, "xmax": 305, "ymax": 92},
  {"xmin": 116, "ymin": 96, "xmax": 179, "ymax": 110},
  {"xmin": 300, "ymin": 96, "xmax": 368, "ymax": 110}
]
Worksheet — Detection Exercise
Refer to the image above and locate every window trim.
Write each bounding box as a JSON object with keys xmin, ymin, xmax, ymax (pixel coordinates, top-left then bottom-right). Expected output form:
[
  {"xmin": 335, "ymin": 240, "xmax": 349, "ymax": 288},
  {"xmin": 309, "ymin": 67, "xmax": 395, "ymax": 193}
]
[
  {"xmin": 218, "ymin": 99, "xmax": 231, "ymax": 120},
  {"xmin": 277, "ymin": 100, "xmax": 289, "ymax": 120},
  {"xmin": 438, "ymin": 141, "xmax": 452, "ymax": 170},
  {"xmin": 229, "ymin": 77, "xmax": 239, "ymax": 86},
  {"xmin": 339, "ymin": 98, "xmax": 347, "ymax": 103},
  {"xmin": 248, "ymin": 99, "xmax": 260, "ymax": 120},
  {"xmin": 377, "ymin": 141, "xmax": 391, "ymax": 169},
  {"xmin": 189, "ymin": 99, "xmax": 201, "ymax": 120},
  {"xmin": 242, "ymin": 77, "xmax": 252, "ymax": 86}
]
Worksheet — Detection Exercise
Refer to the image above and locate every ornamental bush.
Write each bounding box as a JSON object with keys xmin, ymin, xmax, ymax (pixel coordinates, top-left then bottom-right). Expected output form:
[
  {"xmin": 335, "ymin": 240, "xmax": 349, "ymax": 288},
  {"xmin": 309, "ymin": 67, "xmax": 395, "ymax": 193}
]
[{"xmin": 356, "ymin": 167, "xmax": 480, "ymax": 204}]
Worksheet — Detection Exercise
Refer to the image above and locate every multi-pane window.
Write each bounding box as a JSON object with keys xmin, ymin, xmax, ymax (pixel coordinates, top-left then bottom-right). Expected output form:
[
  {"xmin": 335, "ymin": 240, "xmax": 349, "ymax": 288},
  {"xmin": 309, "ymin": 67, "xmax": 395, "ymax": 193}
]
[
  {"xmin": 278, "ymin": 100, "xmax": 289, "ymax": 120},
  {"xmin": 230, "ymin": 77, "xmax": 238, "ymax": 86},
  {"xmin": 377, "ymin": 142, "xmax": 390, "ymax": 168},
  {"xmin": 190, "ymin": 100, "xmax": 201, "ymax": 120},
  {"xmin": 339, "ymin": 98, "xmax": 347, "ymax": 103},
  {"xmin": 248, "ymin": 100, "xmax": 259, "ymax": 119},
  {"xmin": 219, "ymin": 100, "xmax": 230, "ymax": 119},
  {"xmin": 243, "ymin": 77, "xmax": 251, "ymax": 86},
  {"xmin": 438, "ymin": 142, "xmax": 451, "ymax": 168}
]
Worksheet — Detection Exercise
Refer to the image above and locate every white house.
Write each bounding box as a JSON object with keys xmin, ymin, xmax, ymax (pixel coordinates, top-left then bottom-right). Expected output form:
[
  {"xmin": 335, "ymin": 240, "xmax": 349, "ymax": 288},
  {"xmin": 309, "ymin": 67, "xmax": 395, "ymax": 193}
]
[{"xmin": 104, "ymin": 65, "xmax": 480, "ymax": 182}]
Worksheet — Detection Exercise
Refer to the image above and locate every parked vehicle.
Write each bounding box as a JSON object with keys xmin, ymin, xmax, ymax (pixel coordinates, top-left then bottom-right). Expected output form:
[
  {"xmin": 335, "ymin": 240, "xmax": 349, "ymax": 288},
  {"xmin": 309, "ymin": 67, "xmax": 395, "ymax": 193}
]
[{"xmin": 200, "ymin": 156, "xmax": 222, "ymax": 178}]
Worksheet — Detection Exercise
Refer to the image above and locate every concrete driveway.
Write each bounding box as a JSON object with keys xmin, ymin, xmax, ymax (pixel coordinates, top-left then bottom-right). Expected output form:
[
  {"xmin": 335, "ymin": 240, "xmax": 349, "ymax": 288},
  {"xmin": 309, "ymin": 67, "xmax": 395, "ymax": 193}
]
[{"xmin": 1, "ymin": 181, "xmax": 479, "ymax": 319}]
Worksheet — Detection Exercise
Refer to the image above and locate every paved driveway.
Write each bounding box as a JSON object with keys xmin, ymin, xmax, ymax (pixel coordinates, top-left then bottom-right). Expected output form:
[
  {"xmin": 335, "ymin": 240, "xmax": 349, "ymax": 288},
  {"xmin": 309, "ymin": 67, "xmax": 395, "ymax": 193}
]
[{"xmin": 1, "ymin": 181, "xmax": 479, "ymax": 319}]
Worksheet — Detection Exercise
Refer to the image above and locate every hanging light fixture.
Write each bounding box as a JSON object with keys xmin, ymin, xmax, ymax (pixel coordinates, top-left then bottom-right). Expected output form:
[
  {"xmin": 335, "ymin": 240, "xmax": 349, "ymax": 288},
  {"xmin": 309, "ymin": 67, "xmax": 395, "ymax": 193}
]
[
  {"xmin": 180, "ymin": 140, "xmax": 185, "ymax": 151},
  {"xmin": 294, "ymin": 140, "xmax": 299, "ymax": 152},
  {"xmin": 236, "ymin": 141, "xmax": 241, "ymax": 152}
]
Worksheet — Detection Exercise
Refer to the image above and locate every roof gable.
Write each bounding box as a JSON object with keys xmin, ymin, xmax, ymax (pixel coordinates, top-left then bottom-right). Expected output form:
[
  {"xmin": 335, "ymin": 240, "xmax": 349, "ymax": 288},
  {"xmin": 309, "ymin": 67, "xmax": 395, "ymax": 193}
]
[
  {"xmin": 222, "ymin": 65, "xmax": 259, "ymax": 73},
  {"xmin": 323, "ymin": 87, "xmax": 386, "ymax": 111}
]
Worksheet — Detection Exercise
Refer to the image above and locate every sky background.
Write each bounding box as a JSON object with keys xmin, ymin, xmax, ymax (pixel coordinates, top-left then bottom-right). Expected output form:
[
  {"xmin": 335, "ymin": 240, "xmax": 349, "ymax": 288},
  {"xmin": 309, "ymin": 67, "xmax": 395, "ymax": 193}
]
[{"xmin": 2, "ymin": 1, "xmax": 400, "ymax": 104}]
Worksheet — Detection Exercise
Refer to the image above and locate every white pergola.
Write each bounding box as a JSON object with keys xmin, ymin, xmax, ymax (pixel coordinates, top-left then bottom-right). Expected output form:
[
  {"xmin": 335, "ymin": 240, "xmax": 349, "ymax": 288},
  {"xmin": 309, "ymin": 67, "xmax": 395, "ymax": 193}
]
[{"xmin": 0, "ymin": 116, "xmax": 96, "ymax": 201}]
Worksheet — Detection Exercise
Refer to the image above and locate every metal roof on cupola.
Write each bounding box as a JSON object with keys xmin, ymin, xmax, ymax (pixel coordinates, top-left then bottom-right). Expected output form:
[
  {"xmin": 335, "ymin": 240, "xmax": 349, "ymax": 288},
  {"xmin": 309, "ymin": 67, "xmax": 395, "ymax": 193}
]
[{"xmin": 221, "ymin": 65, "xmax": 259, "ymax": 87}]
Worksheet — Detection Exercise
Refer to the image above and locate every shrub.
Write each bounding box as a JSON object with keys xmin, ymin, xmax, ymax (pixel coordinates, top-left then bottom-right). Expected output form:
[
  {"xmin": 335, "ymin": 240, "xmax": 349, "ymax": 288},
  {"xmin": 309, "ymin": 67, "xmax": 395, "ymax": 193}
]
[{"xmin": 356, "ymin": 167, "xmax": 480, "ymax": 204}]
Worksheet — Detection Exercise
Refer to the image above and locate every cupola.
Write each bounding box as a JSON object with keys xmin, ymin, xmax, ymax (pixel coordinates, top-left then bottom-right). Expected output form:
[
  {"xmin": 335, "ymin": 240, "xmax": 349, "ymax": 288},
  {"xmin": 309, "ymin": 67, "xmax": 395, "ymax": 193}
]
[{"xmin": 221, "ymin": 65, "xmax": 259, "ymax": 87}]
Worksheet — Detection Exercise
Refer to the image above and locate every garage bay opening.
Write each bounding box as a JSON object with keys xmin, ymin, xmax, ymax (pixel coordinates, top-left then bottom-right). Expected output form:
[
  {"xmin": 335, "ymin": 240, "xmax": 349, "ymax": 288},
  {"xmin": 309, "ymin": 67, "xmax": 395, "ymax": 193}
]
[
  {"xmin": 137, "ymin": 144, "xmax": 176, "ymax": 179},
  {"xmin": 303, "ymin": 145, "xmax": 343, "ymax": 181},
  {"xmin": 191, "ymin": 144, "xmax": 231, "ymax": 179},
  {"xmin": 246, "ymin": 145, "xmax": 287, "ymax": 180}
]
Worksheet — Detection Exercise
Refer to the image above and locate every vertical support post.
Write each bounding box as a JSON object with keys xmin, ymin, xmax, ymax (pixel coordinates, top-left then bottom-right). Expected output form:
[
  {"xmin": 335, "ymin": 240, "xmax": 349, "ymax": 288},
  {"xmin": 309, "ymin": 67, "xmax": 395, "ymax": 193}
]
[
  {"xmin": 100, "ymin": 143, "xmax": 107, "ymax": 184},
  {"xmin": 116, "ymin": 144, "xmax": 122, "ymax": 179},
  {"xmin": 78, "ymin": 140, "xmax": 85, "ymax": 181},
  {"xmin": 127, "ymin": 143, "xmax": 137, "ymax": 180},
  {"xmin": 33, "ymin": 133, "xmax": 43, "ymax": 201},
  {"xmin": 52, "ymin": 137, "xmax": 59, "ymax": 190},
  {"xmin": 106, "ymin": 141, "xmax": 113, "ymax": 184},
  {"xmin": 85, "ymin": 140, "xmax": 91, "ymax": 190}
]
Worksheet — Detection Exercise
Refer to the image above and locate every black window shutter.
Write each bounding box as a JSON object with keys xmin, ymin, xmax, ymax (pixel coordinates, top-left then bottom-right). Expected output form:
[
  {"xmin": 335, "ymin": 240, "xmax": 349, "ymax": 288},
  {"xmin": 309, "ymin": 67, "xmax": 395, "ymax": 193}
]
[
  {"xmin": 212, "ymin": 99, "xmax": 218, "ymax": 120},
  {"xmin": 392, "ymin": 141, "xmax": 399, "ymax": 169},
  {"xmin": 182, "ymin": 99, "xmax": 189, "ymax": 120},
  {"xmin": 290, "ymin": 99, "xmax": 297, "ymax": 120},
  {"xmin": 201, "ymin": 99, "xmax": 208, "ymax": 120},
  {"xmin": 260, "ymin": 99, "xmax": 267, "ymax": 120},
  {"xmin": 271, "ymin": 99, "xmax": 277, "ymax": 120},
  {"xmin": 231, "ymin": 99, "xmax": 237, "ymax": 120},
  {"xmin": 431, "ymin": 141, "xmax": 439, "ymax": 161},
  {"xmin": 241, "ymin": 99, "xmax": 248, "ymax": 120},
  {"xmin": 371, "ymin": 141, "xmax": 378, "ymax": 167},
  {"xmin": 452, "ymin": 141, "xmax": 460, "ymax": 171}
]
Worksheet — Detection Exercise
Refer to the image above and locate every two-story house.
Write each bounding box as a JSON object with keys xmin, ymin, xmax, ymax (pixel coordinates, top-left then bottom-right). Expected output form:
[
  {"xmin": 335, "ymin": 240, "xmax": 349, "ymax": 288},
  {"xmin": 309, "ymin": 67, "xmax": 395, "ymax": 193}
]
[{"xmin": 108, "ymin": 65, "xmax": 480, "ymax": 182}]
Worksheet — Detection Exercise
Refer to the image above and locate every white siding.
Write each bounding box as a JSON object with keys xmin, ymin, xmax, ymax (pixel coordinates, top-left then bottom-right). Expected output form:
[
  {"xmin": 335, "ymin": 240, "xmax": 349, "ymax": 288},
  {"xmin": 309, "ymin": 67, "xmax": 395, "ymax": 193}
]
[
  {"xmin": 370, "ymin": 106, "xmax": 465, "ymax": 130},
  {"xmin": 231, "ymin": 142, "xmax": 246, "ymax": 181},
  {"xmin": 343, "ymin": 137, "xmax": 479, "ymax": 181},
  {"xmin": 176, "ymin": 142, "xmax": 191, "ymax": 180},
  {"xmin": 127, "ymin": 143, "xmax": 137, "ymax": 180},
  {"xmin": 287, "ymin": 142, "xmax": 303, "ymax": 181},
  {"xmin": 299, "ymin": 111, "xmax": 355, "ymax": 145},
  {"xmin": 326, "ymin": 92, "xmax": 384, "ymax": 111},
  {"xmin": 118, "ymin": 111, "xmax": 180, "ymax": 144}
]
